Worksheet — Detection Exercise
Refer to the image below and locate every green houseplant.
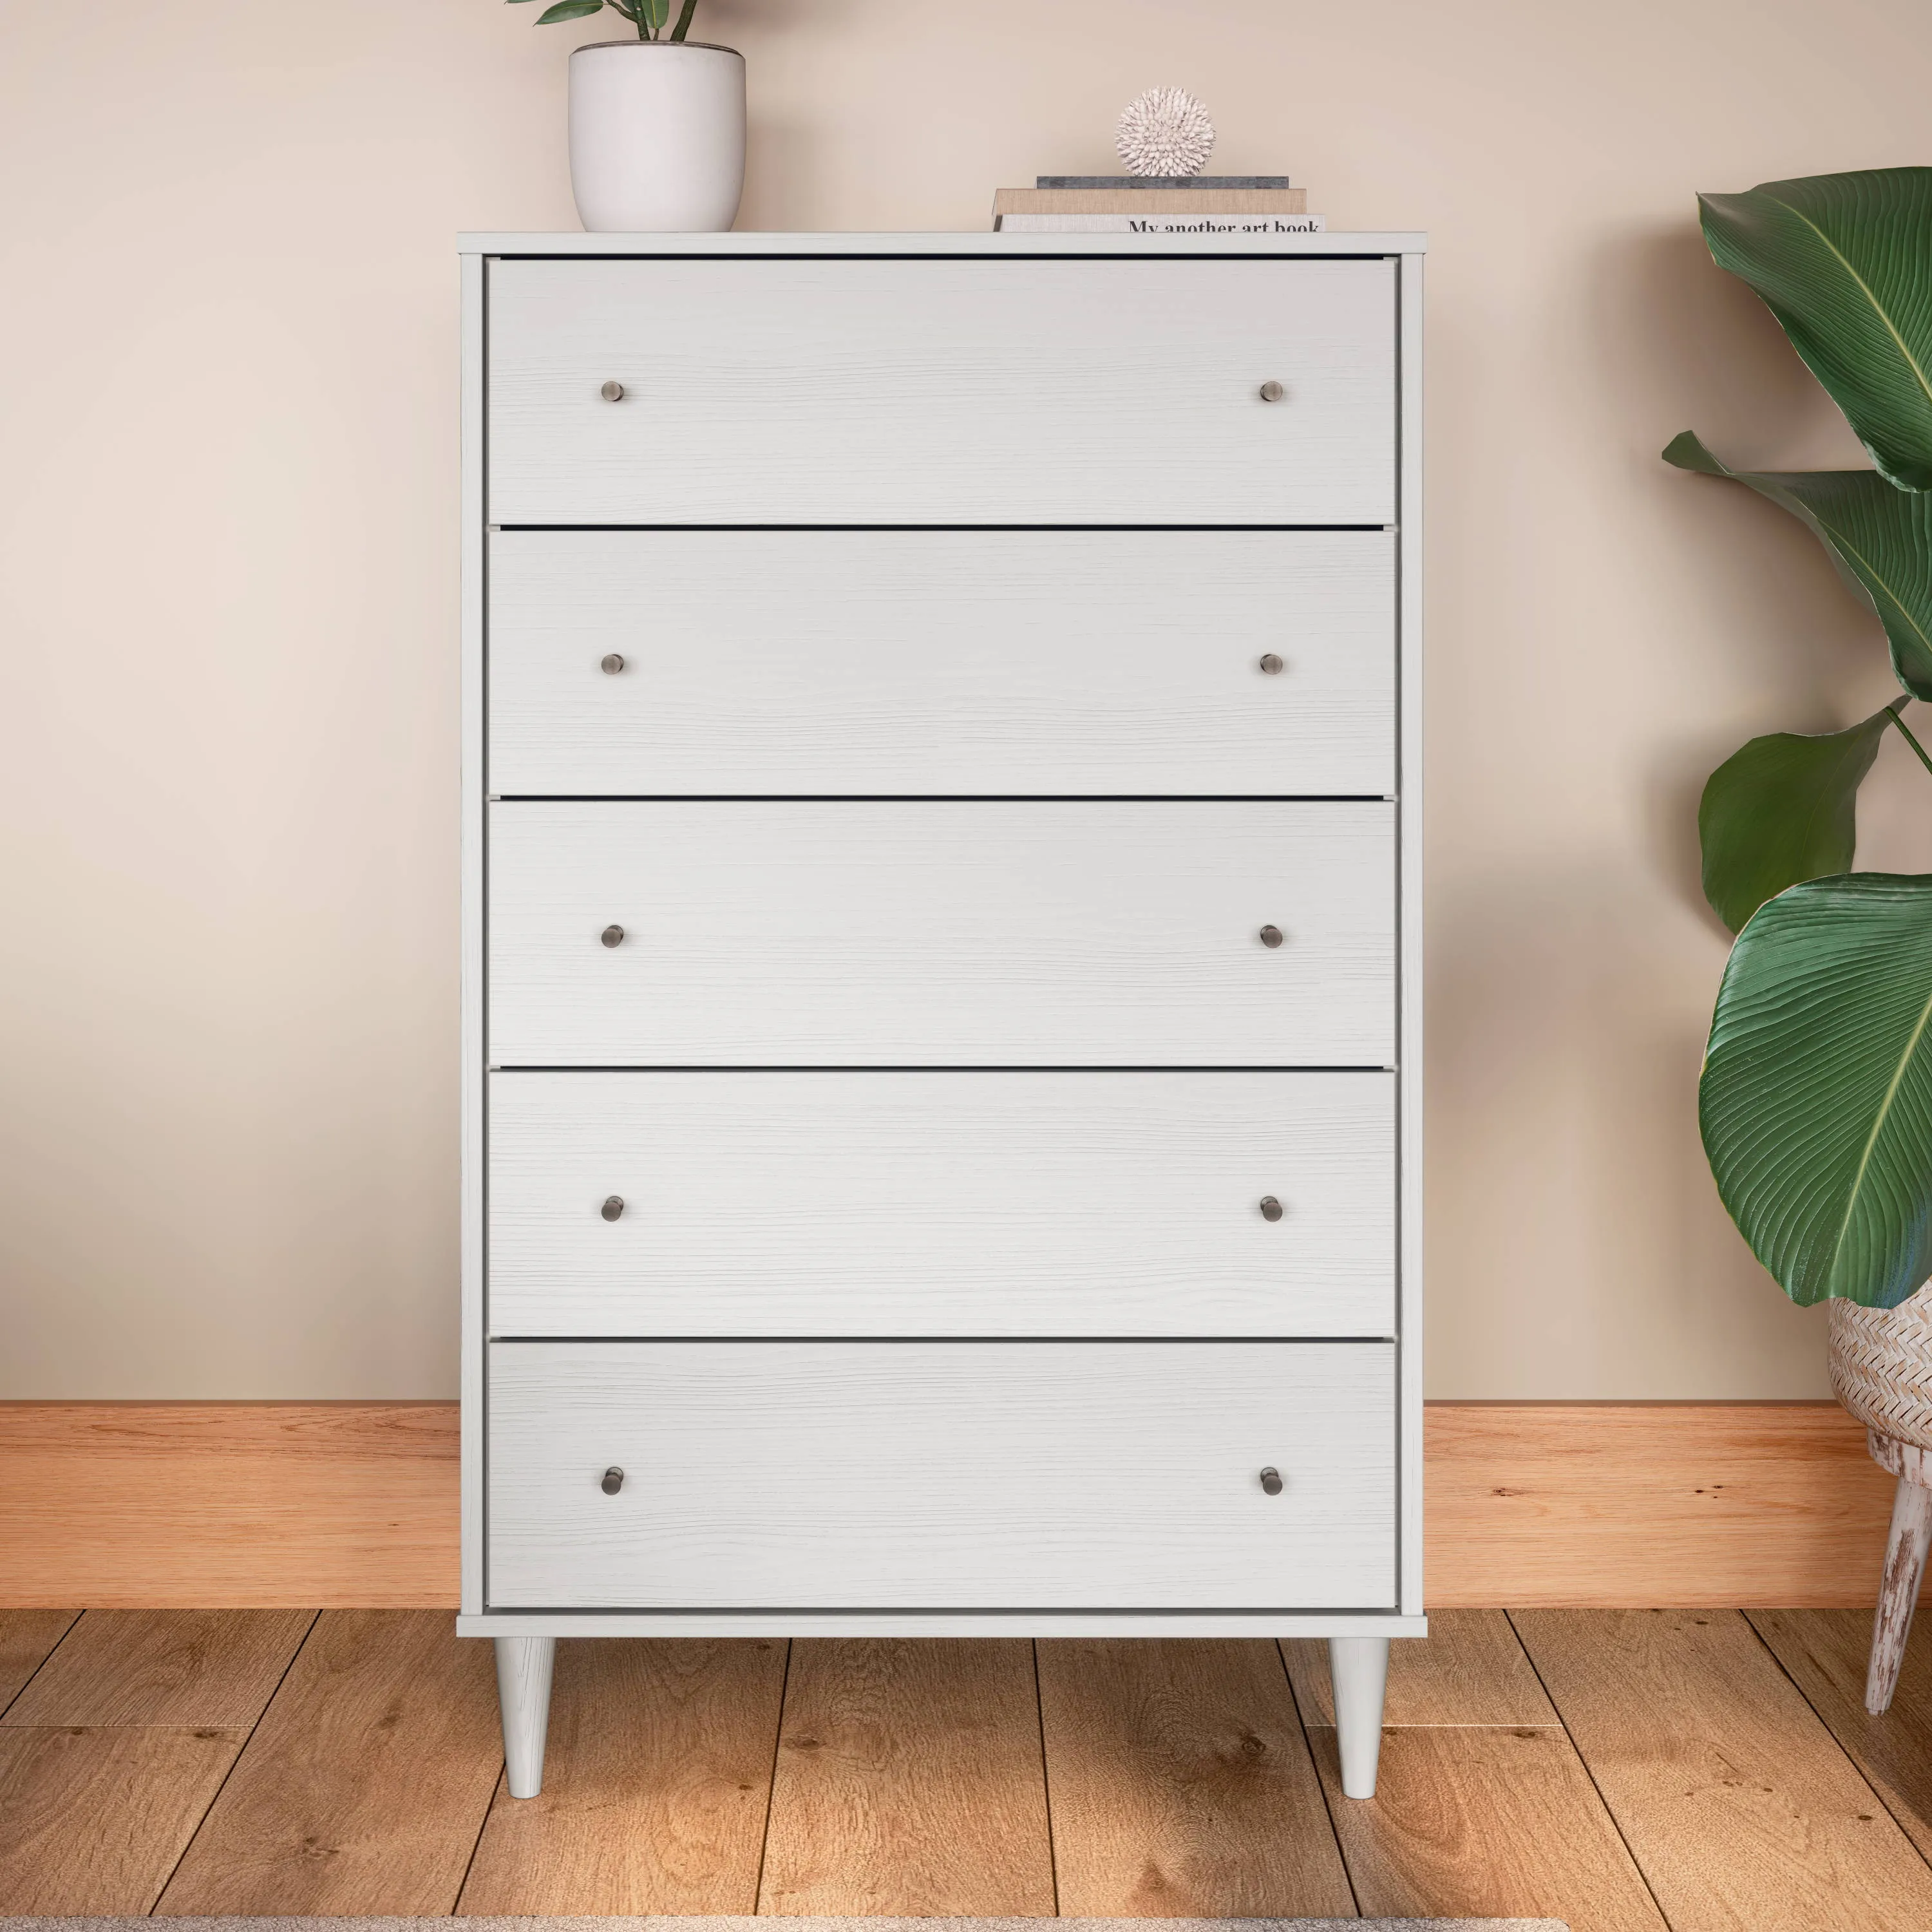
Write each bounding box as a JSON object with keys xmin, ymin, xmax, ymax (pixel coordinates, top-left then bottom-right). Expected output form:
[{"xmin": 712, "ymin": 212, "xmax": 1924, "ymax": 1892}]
[
  {"xmin": 514, "ymin": 0, "xmax": 701, "ymax": 34},
  {"xmin": 1675, "ymin": 167, "xmax": 1932, "ymax": 1712}
]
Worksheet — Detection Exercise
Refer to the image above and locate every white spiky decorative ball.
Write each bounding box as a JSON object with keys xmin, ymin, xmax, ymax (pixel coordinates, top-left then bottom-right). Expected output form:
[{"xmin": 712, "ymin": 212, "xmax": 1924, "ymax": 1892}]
[{"xmin": 1115, "ymin": 87, "xmax": 1215, "ymax": 178}]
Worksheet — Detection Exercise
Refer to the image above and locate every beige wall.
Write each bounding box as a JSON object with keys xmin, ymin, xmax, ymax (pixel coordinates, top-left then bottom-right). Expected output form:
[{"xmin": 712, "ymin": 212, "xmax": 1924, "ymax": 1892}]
[{"xmin": 5, "ymin": 0, "xmax": 1929, "ymax": 1398}]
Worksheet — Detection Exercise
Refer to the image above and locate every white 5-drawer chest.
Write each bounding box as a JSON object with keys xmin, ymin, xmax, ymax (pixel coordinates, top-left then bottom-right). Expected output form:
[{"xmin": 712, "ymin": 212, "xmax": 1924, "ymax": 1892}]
[{"xmin": 457, "ymin": 229, "xmax": 1425, "ymax": 1804}]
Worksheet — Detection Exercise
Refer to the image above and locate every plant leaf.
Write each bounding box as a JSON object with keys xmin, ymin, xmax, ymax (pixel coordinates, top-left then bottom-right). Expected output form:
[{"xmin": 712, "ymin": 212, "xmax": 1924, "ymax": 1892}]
[
  {"xmin": 535, "ymin": 0, "xmax": 603, "ymax": 19},
  {"xmin": 641, "ymin": 0, "xmax": 670, "ymax": 31},
  {"xmin": 1701, "ymin": 872, "xmax": 1932, "ymax": 1307},
  {"xmin": 1665, "ymin": 431, "xmax": 1932, "ymax": 700},
  {"xmin": 1699, "ymin": 170, "xmax": 1932, "ymax": 491},
  {"xmin": 1698, "ymin": 705, "xmax": 1894, "ymax": 933}
]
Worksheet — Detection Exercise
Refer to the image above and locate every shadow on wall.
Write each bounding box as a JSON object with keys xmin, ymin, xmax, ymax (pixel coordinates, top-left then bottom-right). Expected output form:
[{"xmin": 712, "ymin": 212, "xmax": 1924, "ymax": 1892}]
[
  {"xmin": 1603, "ymin": 220, "xmax": 1926, "ymax": 920},
  {"xmin": 1427, "ymin": 862, "xmax": 1832, "ymax": 1396},
  {"xmin": 1607, "ymin": 218, "xmax": 1861, "ymax": 471},
  {"xmin": 743, "ymin": 115, "xmax": 819, "ymax": 231},
  {"xmin": 1396, "ymin": 209, "xmax": 1853, "ymax": 1393},
  {"xmin": 1423, "ymin": 215, "xmax": 1928, "ymax": 1397}
]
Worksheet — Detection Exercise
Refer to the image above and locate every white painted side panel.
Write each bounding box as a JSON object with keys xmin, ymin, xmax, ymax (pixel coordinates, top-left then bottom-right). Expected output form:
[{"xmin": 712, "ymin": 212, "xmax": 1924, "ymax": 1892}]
[
  {"xmin": 487, "ymin": 802, "xmax": 1396, "ymax": 1066},
  {"xmin": 488, "ymin": 259, "xmax": 1396, "ymax": 525},
  {"xmin": 487, "ymin": 1071, "xmax": 1396, "ymax": 1337},
  {"xmin": 486, "ymin": 1341, "xmax": 1397, "ymax": 1608},
  {"xmin": 1397, "ymin": 251, "xmax": 1426, "ymax": 1616},
  {"xmin": 488, "ymin": 531, "xmax": 1396, "ymax": 797},
  {"xmin": 461, "ymin": 251, "xmax": 487, "ymax": 1616}
]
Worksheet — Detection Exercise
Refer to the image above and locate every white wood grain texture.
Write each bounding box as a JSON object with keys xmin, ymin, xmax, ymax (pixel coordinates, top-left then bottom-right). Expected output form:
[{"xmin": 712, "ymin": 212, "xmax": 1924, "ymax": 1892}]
[
  {"xmin": 487, "ymin": 802, "xmax": 1396, "ymax": 1066},
  {"xmin": 485, "ymin": 1341, "xmax": 1396, "ymax": 1609},
  {"xmin": 486, "ymin": 1071, "xmax": 1396, "ymax": 1337},
  {"xmin": 487, "ymin": 259, "xmax": 1396, "ymax": 526},
  {"xmin": 487, "ymin": 531, "xmax": 1394, "ymax": 797}
]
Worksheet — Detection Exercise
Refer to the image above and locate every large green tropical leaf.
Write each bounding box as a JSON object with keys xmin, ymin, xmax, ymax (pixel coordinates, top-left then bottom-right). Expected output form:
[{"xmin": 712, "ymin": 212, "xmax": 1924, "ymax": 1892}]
[
  {"xmin": 1701, "ymin": 873, "xmax": 1932, "ymax": 1307},
  {"xmin": 1664, "ymin": 432, "xmax": 1932, "ymax": 699},
  {"xmin": 1698, "ymin": 705, "xmax": 1895, "ymax": 933},
  {"xmin": 1700, "ymin": 171, "xmax": 1932, "ymax": 490}
]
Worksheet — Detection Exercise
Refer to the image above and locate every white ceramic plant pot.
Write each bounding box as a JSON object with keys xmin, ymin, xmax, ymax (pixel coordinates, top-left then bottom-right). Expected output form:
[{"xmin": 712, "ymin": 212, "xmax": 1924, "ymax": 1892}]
[{"xmin": 568, "ymin": 40, "xmax": 745, "ymax": 234}]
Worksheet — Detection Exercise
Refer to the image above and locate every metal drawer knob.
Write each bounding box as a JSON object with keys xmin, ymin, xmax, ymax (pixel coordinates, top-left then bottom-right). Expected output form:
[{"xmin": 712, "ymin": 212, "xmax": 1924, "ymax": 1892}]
[
  {"xmin": 601, "ymin": 1195, "xmax": 625, "ymax": 1221},
  {"xmin": 601, "ymin": 1466, "xmax": 625, "ymax": 1494},
  {"xmin": 601, "ymin": 924, "xmax": 625, "ymax": 948},
  {"xmin": 601, "ymin": 653, "xmax": 625, "ymax": 675},
  {"xmin": 1258, "ymin": 381, "xmax": 1285, "ymax": 403},
  {"xmin": 1259, "ymin": 1196, "xmax": 1283, "ymax": 1222},
  {"xmin": 1259, "ymin": 653, "xmax": 1284, "ymax": 675},
  {"xmin": 1259, "ymin": 924, "xmax": 1283, "ymax": 948},
  {"xmin": 600, "ymin": 380, "xmax": 625, "ymax": 402},
  {"xmin": 1259, "ymin": 1466, "xmax": 1284, "ymax": 1495}
]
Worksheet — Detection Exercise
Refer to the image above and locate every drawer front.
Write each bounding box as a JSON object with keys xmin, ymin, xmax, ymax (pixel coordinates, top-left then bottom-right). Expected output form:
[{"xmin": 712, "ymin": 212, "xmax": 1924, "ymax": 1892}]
[
  {"xmin": 488, "ymin": 1071, "xmax": 1396, "ymax": 1338},
  {"xmin": 488, "ymin": 258, "xmax": 1396, "ymax": 525},
  {"xmin": 486, "ymin": 1341, "xmax": 1397, "ymax": 1608},
  {"xmin": 488, "ymin": 802, "xmax": 1396, "ymax": 1066},
  {"xmin": 488, "ymin": 531, "xmax": 1395, "ymax": 797}
]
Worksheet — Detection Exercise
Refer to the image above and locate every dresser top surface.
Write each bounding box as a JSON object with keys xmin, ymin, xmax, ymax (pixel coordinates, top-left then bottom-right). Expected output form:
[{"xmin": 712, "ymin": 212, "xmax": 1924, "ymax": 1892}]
[{"xmin": 460, "ymin": 231, "xmax": 1428, "ymax": 258}]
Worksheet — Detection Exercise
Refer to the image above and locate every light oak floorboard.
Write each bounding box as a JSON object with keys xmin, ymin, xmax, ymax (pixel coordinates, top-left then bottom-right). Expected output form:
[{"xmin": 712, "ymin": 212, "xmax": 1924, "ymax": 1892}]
[
  {"xmin": 1514, "ymin": 1607, "xmax": 1932, "ymax": 1932},
  {"xmin": 0, "ymin": 1403, "xmax": 458, "ymax": 1609},
  {"xmin": 757, "ymin": 1638, "xmax": 1056, "ymax": 1916},
  {"xmin": 0, "ymin": 1723, "xmax": 243, "ymax": 1913},
  {"xmin": 154, "ymin": 1609, "xmax": 502, "ymax": 1916},
  {"xmin": 1283, "ymin": 1609, "xmax": 1558, "ymax": 1727},
  {"xmin": 0, "ymin": 1611, "xmax": 77, "ymax": 1712},
  {"xmin": 3, "ymin": 1400, "xmax": 1904, "ymax": 1612},
  {"xmin": 1, "ymin": 1609, "xmax": 313, "ymax": 1729},
  {"xmin": 1309, "ymin": 1722, "xmax": 1666, "ymax": 1932},
  {"xmin": 1037, "ymin": 1637, "xmax": 1354, "ymax": 1918},
  {"xmin": 0, "ymin": 1609, "xmax": 312, "ymax": 1915},
  {"xmin": 457, "ymin": 1638, "xmax": 789, "ymax": 1915},
  {"xmin": 1748, "ymin": 1608, "xmax": 1932, "ymax": 1864},
  {"xmin": 1427, "ymin": 1403, "xmax": 1894, "ymax": 1607}
]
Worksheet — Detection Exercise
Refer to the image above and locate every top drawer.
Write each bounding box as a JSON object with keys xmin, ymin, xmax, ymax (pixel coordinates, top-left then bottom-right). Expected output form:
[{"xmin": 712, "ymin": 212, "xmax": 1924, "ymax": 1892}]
[{"xmin": 488, "ymin": 258, "xmax": 1397, "ymax": 526}]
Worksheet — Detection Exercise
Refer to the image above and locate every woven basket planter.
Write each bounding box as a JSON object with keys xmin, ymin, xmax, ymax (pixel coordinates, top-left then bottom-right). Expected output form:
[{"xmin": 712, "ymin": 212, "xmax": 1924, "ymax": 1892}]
[
  {"xmin": 1828, "ymin": 1282, "xmax": 1932, "ymax": 1714},
  {"xmin": 1829, "ymin": 1281, "xmax": 1932, "ymax": 1453}
]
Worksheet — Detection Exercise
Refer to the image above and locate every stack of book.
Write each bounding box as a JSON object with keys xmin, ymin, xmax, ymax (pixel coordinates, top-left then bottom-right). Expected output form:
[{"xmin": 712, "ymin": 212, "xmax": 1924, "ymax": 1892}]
[{"xmin": 992, "ymin": 176, "xmax": 1323, "ymax": 235}]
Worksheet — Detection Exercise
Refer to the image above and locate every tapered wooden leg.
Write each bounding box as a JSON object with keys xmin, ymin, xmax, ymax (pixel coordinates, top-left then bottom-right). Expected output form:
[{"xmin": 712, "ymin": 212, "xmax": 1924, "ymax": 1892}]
[
  {"xmin": 496, "ymin": 1635, "xmax": 556, "ymax": 1797},
  {"xmin": 1866, "ymin": 1475, "xmax": 1932, "ymax": 1714},
  {"xmin": 1330, "ymin": 1634, "xmax": 1389, "ymax": 1799}
]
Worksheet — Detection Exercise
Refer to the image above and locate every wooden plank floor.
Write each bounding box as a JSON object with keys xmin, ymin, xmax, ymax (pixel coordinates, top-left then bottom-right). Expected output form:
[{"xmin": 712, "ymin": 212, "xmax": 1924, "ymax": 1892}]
[{"xmin": 0, "ymin": 1608, "xmax": 1928, "ymax": 1927}]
